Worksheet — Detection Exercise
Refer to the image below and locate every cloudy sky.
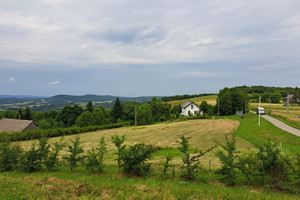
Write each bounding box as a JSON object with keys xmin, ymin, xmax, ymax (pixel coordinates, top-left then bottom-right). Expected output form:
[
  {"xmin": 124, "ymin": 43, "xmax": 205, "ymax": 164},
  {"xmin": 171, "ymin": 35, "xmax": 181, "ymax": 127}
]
[{"xmin": 0, "ymin": 0, "xmax": 299, "ymax": 97}]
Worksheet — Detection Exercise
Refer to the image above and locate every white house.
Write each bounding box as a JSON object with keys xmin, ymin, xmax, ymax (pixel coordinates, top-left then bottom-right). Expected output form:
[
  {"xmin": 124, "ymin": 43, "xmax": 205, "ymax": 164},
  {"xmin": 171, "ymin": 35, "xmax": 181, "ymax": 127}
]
[{"xmin": 181, "ymin": 101, "xmax": 202, "ymax": 116}]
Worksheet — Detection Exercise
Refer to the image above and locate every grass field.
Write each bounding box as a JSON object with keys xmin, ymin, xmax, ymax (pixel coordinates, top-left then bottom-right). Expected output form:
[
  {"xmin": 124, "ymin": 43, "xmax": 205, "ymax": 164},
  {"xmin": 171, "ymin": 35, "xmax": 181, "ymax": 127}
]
[
  {"xmin": 167, "ymin": 95, "xmax": 217, "ymax": 106},
  {"xmin": 0, "ymin": 172, "xmax": 298, "ymax": 200},
  {"xmin": 249, "ymin": 103, "xmax": 300, "ymax": 129},
  {"xmin": 14, "ymin": 119, "xmax": 245, "ymax": 169},
  {"xmin": 3, "ymin": 112, "xmax": 300, "ymax": 199}
]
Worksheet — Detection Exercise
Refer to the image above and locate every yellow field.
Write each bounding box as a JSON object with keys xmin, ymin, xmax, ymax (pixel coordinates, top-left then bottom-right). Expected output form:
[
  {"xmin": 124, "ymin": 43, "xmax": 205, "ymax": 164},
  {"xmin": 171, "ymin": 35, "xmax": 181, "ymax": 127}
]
[
  {"xmin": 250, "ymin": 103, "xmax": 300, "ymax": 128},
  {"xmin": 167, "ymin": 95, "xmax": 217, "ymax": 106},
  {"xmin": 14, "ymin": 118, "xmax": 253, "ymax": 168}
]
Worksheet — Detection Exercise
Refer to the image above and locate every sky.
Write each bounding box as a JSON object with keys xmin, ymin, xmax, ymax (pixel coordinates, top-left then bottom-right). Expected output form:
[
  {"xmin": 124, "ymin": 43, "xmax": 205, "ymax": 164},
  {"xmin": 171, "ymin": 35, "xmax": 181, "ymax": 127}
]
[{"xmin": 0, "ymin": 0, "xmax": 300, "ymax": 97}]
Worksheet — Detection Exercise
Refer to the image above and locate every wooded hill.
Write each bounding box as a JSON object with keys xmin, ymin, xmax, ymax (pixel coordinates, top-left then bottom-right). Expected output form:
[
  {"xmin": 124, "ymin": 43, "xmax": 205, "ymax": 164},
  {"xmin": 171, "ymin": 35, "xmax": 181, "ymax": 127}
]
[{"xmin": 0, "ymin": 95, "xmax": 160, "ymax": 111}]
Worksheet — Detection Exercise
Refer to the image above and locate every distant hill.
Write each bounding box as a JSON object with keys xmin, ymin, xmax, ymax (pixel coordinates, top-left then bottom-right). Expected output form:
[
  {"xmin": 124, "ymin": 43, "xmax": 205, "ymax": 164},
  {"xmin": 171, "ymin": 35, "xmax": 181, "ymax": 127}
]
[{"xmin": 0, "ymin": 94, "xmax": 160, "ymax": 111}]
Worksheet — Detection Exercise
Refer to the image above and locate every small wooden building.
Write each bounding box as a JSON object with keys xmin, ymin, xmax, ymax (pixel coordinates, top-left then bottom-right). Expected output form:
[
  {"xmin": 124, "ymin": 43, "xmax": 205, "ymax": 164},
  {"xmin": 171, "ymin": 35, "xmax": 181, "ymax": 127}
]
[{"xmin": 0, "ymin": 118, "xmax": 39, "ymax": 133}]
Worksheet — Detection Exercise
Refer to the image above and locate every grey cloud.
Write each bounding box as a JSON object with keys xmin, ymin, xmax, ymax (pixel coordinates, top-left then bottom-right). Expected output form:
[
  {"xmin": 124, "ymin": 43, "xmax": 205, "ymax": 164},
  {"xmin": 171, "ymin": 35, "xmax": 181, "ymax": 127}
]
[{"xmin": 88, "ymin": 27, "xmax": 166, "ymax": 44}]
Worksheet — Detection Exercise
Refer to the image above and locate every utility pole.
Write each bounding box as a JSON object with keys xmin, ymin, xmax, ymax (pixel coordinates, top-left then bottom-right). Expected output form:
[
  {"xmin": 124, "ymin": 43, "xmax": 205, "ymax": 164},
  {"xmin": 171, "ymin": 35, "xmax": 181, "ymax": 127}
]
[
  {"xmin": 244, "ymin": 99, "xmax": 247, "ymax": 114},
  {"xmin": 218, "ymin": 98, "xmax": 220, "ymax": 116},
  {"xmin": 258, "ymin": 96, "xmax": 261, "ymax": 126},
  {"xmin": 267, "ymin": 97, "xmax": 271, "ymax": 114},
  {"xmin": 287, "ymin": 93, "xmax": 289, "ymax": 113},
  {"xmin": 135, "ymin": 103, "xmax": 137, "ymax": 127}
]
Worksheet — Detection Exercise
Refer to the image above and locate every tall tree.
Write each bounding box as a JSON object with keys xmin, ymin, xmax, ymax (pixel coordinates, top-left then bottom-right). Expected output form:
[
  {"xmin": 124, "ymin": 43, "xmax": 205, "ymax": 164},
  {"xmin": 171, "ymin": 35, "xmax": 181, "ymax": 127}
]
[
  {"xmin": 111, "ymin": 97, "xmax": 123, "ymax": 122},
  {"xmin": 23, "ymin": 106, "xmax": 32, "ymax": 120},
  {"xmin": 86, "ymin": 100, "xmax": 94, "ymax": 113}
]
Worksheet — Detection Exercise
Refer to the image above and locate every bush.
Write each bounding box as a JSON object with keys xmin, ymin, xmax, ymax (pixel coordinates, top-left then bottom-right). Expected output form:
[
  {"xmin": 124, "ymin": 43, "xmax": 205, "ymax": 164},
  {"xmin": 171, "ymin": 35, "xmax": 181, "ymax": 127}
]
[
  {"xmin": 0, "ymin": 140, "xmax": 22, "ymax": 172},
  {"xmin": 120, "ymin": 143, "xmax": 153, "ymax": 177},
  {"xmin": 19, "ymin": 143, "xmax": 42, "ymax": 173},
  {"xmin": 85, "ymin": 137, "xmax": 107, "ymax": 173}
]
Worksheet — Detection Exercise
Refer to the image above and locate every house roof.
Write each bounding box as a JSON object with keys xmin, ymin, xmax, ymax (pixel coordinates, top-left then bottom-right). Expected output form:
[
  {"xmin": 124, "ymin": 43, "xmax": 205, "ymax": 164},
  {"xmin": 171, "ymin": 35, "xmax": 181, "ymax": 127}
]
[
  {"xmin": 0, "ymin": 118, "xmax": 37, "ymax": 133},
  {"xmin": 181, "ymin": 101, "xmax": 198, "ymax": 109}
]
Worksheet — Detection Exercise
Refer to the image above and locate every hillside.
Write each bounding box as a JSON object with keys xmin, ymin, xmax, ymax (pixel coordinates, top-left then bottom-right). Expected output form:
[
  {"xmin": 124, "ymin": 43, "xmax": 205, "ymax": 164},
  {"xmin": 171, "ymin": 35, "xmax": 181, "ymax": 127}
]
[{"xmin": 0, "ymin": 94, "xmax": 160, "ymax": 111}]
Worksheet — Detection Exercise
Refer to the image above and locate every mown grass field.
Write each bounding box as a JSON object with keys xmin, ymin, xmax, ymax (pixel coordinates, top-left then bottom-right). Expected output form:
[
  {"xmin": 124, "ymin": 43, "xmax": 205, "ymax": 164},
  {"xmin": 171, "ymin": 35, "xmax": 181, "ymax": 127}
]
[
  {"xmin": 2, "ymin": 112, "xmax": 300, "ymax": 199},
  {"xmin": 167, "ymin": 95, "xmax": 217, "ymax": 106},
  {"xmin": 249, "ymin": 103, "xmax": 300, "ymax": 130},
  {"xmin": 14, "ymin": 119, "xmax": 245, "ymax": 169}
]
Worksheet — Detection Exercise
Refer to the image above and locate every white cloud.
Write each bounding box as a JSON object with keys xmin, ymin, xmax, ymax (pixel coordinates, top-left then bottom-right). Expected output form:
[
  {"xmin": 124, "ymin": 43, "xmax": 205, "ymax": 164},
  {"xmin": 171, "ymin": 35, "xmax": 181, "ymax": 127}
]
[
  {"xmin": 48, "ymin": 81, "xmax": 60, "ymax": 86},
  {"xmin": 7, "ymin": 77, "xmax": 15, "ymax": 82}
]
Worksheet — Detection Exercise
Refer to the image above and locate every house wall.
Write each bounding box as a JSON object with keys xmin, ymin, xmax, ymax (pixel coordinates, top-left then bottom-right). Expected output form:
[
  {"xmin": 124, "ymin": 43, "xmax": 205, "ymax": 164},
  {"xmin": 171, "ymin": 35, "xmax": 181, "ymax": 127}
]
[
  {"xmin": 24, "ymin": 123, "xmax": 39, "ymax": 131},
  {"xmin": 181, "ymin": 104, "xmax": 201, "ymax": 116}
]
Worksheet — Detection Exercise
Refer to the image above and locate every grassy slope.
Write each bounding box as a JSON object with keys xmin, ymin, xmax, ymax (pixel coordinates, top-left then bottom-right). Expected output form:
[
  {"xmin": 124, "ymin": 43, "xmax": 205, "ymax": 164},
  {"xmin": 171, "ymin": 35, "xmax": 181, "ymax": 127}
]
[
  {"xmin": 167, "ymin": 95, "xmax": 217, "ymax": 106},
  {"xmin": 3, "ymin": 112, "xmax": 300, "ymax": 199},
  {"xmin": 226, "ymin": 113, "xmax": 300, "ymax": 153},
  {"xmin": 0, "ymin": 172, "xmax": 298, "ymax": 200}
]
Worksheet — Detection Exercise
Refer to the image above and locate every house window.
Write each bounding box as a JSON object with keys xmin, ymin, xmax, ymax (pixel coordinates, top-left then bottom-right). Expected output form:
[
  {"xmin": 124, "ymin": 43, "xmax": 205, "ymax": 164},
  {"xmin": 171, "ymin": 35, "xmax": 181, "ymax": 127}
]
[{"xmin": 191, "ymin": 105, "xmax": 194, "ymax": 109}]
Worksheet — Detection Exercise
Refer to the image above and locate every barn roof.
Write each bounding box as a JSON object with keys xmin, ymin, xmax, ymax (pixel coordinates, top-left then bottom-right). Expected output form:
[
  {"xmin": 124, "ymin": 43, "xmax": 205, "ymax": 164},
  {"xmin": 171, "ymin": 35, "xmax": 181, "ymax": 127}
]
[
  {"xmin": 0, "ymin": 118, "xmax": 37, "ymax": 133},
  {"xmin": 181, "ymin": 101, "xmax": 198, "ymax": 108}
]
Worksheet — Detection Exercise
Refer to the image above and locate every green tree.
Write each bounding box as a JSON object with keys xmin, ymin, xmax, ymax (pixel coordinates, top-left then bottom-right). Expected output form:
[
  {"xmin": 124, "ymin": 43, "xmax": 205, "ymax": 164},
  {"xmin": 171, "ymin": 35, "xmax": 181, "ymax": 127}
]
[
  {"xmin": 86, "ymin": 100, "xmax": 94, "ymax": 113},
  {"xmin": 270, "ymin": 92, "xmax": 282, "ymax": 103},
  {"xmin": 200, "ymin": 101, "xmax": 209, "ymax": 114},
  {"xmin": 111, "ymin": 97, "xmax": 123, "ymax": 122},
  {"xmin": 292, "ymin": 87, "xmax": 300, "ymax": 105},
  {"xmin": 93, "ymin": 108, "xmax": 106, "ymax": 126},
  {"xmin": 23, "ymin": 106, "xmax": 32, "ymax": 120},
  {"xmin": 219, "ymin": 88, "xmax": 234, "ymax": 115},
  {"xmin": 57, "ymin": 105, "xmax": 83, "ymax": 127},
  {"xmin": 75, "ymin": 111, "xmax": 94, "ymax": 127}
]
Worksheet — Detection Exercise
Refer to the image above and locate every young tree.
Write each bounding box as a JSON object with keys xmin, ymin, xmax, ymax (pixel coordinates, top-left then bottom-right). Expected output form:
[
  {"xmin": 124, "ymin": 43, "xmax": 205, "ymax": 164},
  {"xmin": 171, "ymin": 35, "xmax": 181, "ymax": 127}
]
[
  {"xmin": 85, "ymin": 137, "xmax": 107, "ymax": 173},
  {"xmin": 177, "ymin": 135, "xmax": 216, "ymax": 180},
  {"xmin": 111, "ymin": 135, "xmax": 126, "ymax": 169},
  {"xmin": 215, "ymin": 136, "xmax": 239, "ymax": 186},
  {"xmin": 64, "ymin": 136, "xmax": 85, "ymax": 172}
]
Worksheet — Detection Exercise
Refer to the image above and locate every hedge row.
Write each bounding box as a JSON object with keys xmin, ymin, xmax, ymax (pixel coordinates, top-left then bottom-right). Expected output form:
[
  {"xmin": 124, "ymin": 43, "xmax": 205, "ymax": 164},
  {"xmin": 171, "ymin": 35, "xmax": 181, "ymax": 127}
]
[{"xmin": 0, "ymin": 121, "xmax": 131, "ymax": 142}]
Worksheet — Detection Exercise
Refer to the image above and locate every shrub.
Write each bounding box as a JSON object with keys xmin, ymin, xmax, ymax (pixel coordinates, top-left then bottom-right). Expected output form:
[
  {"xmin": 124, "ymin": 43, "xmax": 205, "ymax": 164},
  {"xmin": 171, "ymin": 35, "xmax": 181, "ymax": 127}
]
[
  {"xmin": 63, "ymin": 136, "xmax": 85, "ymax": 172},
  {"xmin": 85, "ymin": 137, "xmax": 107, "ymax": 173},
  {"xmin": 19, "ymin": 143, "xmax": 42, "ymax": 173},
  {"xmin": 120, "ymin": 143, "xmax": 153, "ymax": 177},
  {"xmin": 257, "ymin": 140, "xmax": 294, "ymax": 181},
  {"xmin": 177, "ymin": 135, "xmax": 216, "ymax": 180},
  {"xmin": 111, "ymin": 135, "xmax": 126, "ymax": 169},
  {"xmin": 215, "ymin": 136, "xmax": 239, "ymax": 186},
  {"xmin": 0, "ymin": 140, "xmax": 22, "ymax": 172},
  {"xmin": 237, "ymin": 151, "xmax": 262, "ymax": 184}
]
